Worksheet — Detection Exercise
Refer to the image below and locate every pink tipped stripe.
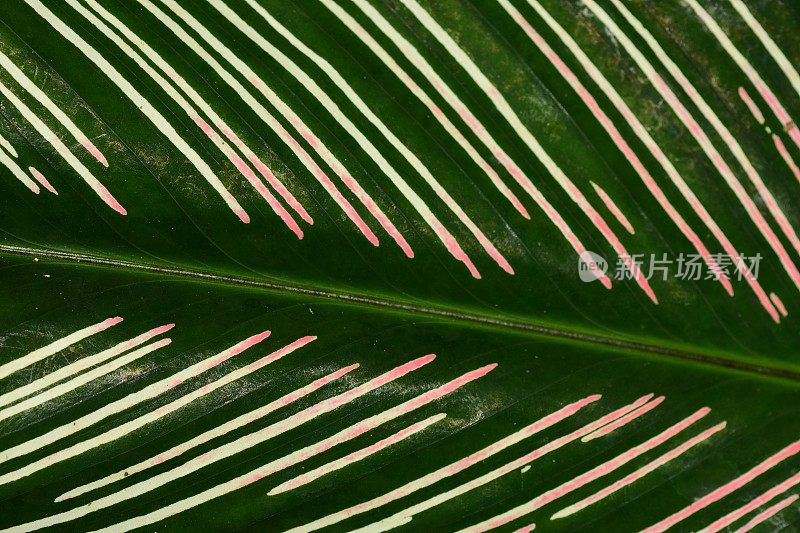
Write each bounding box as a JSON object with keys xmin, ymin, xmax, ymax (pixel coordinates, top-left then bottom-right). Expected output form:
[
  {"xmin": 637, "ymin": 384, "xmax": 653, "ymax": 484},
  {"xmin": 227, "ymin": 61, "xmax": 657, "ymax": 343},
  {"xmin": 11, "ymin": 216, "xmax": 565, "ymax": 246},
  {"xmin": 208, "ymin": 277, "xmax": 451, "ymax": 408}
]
[
  {"xmin": 192, "ymin": 117, "xmax": 303, "ymax": 238},
  {"xmin": 514, "ymin": 525, "xmax": 536, "ymax": 533},
  {"xmin": 523, "ymin": 0, "xmax": 793, "ymax": 308},
  {"xmin": 402, "ymin": 0, "xmax": 656, "ymax": 297},
  {"xmin": 0, "ymin": 145, "xmax": 38, "ymax": 193},
  {"xmin": 643, "ymin": 438, "xmax": 800, "ymax": 533},
  {"xmin": 507, "ymin": 0, "xmax": 732, "ymax": 296},
  {"xmin": 78, "ymin": 363, "xmax": 527, "ymax": 533},
  {"xmin": 0, "ymin": 322, "xmax": 174, "ymax": 409},
  {"xmin": 591, "ymin": 182, "xmax": 634, "ymax": 234},
  {"xmin": 582, "ymin": 395, "xmax": 664, "ymax": 442},
  {"xmin": 268, "ymin": 412, "xmax": 446, "ymax": 495},
  {"xmin": 698, "ymin": 471, "xmax": 800, "ymax": 533},
  {"xmin": 292, "ymin": 394, "xmax": 618, "ymax": 533},
  {"xmin": 57, "ymin": 362, "xmax": 358, "ymax": 502},
  {"xmin": 686, "ymin": 0, "xmax": 800, "ymax": 159},
  {"xmin": 348, "ymin": 0, "xmax": 610, "ymax": 286},
  {"xmin": 734, "ymin": 494, "xmax": 799, "ymax": 533},
  {"xmin": 605, "ymin": 0, "xmax": 800, "ymax": 301},
  {"xmin": 320, "ymin": 1, "xmax": 528, "ymax": 219},
  {"xmin": 738, "ymin": 87, "xmax": 765, "ymax": 124},
  {"xmin": 770, "ymin": 293, "xmax": 788, "ymax": 317},
  {"xmin": 0, "ymin": 329, "xmax": 269, "ymax": 472},
  {"xmin": 459, "ymin": 408, "xmax": 712, "ymax": 532},
  {"xmin": 28, "ymin": 167, "xmax": 57, "ymax": 194},
  {"xmin": 0, "ymin": 316, "xmax": 122, "ymax": 381},
  {"xmin": 236, "ymin": 0, "xmax": 509, "ymax": 276},
  {"xmin": 243, "ymin": 150, "xmax": 313, "ymax": 224},
  {"xmin": 24, "ymin": 355, "xmax": 438, "ymax": 531},
  {"xmin": 79, "ymin": 0, "xmax": 308, "ymax": 236},
  {"xmin": 772, "ymin": 134, "xmax": 800, "ymax": 184},
  {"xmin": 27, "ymin": 0, "xmax": 265, "ymax": 220},
  {"xmin": 0, "ymin": 333, "xmax": 304, "ymax": 487},
  {"xmin": 0, "ymin": 48, "xmax": 108, "ymax": 168},
  {"xmin": 356, "ymin": 395, "xmax": 657, "ymax": 532},
  {"xmin": 555, "ymin": 422, "xmax": 726, "ymax": 519},
  {"xmin": 0, "ymin": 337, "xmax": 172, "ymax": 423},
  {"xmin": 80, "ymin": 138, "xmax": 108, "ymax": 167},
  {"xmin": 152, "ymin": 0, "xmax": 394, "ymax": 250}
]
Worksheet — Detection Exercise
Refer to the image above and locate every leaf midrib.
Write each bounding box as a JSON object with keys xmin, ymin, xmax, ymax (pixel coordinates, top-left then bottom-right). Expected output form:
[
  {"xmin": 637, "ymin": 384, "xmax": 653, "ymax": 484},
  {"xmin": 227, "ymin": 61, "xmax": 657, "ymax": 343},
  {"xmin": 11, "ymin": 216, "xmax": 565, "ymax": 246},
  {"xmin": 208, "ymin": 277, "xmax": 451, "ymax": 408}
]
[{"xmin": 2, "ymin": 241, "xmax": 797, "ymax": 383}]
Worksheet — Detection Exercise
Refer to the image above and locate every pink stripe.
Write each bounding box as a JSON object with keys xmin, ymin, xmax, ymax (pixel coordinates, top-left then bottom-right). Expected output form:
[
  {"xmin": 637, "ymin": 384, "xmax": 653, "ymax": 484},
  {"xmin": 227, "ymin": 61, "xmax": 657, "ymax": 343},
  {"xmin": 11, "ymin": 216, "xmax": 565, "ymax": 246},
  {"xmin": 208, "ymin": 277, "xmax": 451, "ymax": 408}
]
[
  {"xmin": 269, "ymin": 412, "xmax": 444, "ymax": 494},
  {"xmin": 80, "ymin": 138, "xmax": 108, "ymax": 167},
  {"xmin": 738, "ymin": 87, "xmax": 765, "ymax": 124},
  {"xmin": 700, "ymin": 471, "xmax": 800, "ymax": 533},
  {"xmin": 244, "ymin": 152, "xmax": 312, "ymax": 223},
  {"xmin": 514, "ymin": 525, "xmax": 535, "ymax": 533},
  {"xmin": 770, "ymin": 292, "xmax": 788, "ymax": 317},
  {"xmin": 231, "ymin": 355, "xmax": 444, "ymax": 489},
  {"xmin": 168, "ymin": 330, "xmax": 270, "ymax": 389},
  {"xmin": 754, "ymin": 79, "xmax": 800, "ymax": 152},
  {"xmin": 28, "ymin": 167, "xmax": 57, "ymax": 194},
  {"xmin": 734, "ymin": 494, "xmax": 799, "ymax": 533},
  {"xmin": 275, "ymin": 108, "xmax": 383, "ymax": 249},
  {"xmin": 773, "ymin": 134, "xmax": 800, "ymax": 184},
  {"xmin": 649, "ymin": 69, "xmax": 800, "ymax": 301},
  {"xmin": 214, "ymin": 122, "xmax": 312, "ymax": 224},
  {"xmin": 591, "ymin": 182, "xmax": 634, "ymax": 234},
  {"xmin": 57, "ymin": 361, "xmax": 360, "ymax": 502},
  {"xmin": 466, "ymin": 408, "xmax": 712, "ymax": 532},
  {"xmin": 430, "ymin": 218, "xmax": 481, "ymax": 278},
  {"xmin": 582, "ymin": 395, "xmax": 664, "ymax": 442},
  {"xmin": 193, "ymin": 117, "xmax": 303, "ymax": 238},
  {"xmin": 643, "ymin": 438, "xmax": 800, "ymax": 532},
  {"xmin": 295, "ymin": 394, "xmax": 608, "ymax": 532},
  {"xmin": 557, "ymin": 422, "xmax": 726, "ymax": 519},
  {"xmin": 332, "ymin": 8, "xmax": 529, "ymax": 219},
  {"xmin": 504, "ymin": 5, "xmax": 735, "ymax": 296},
  {"xmin": 95, "ymin": 180, "xmax": 127, "ymax": 216},
  {"xmin": 426, "ymin": 75, "xmax": 611, "ymax": 285},
  {"xmin": 250, "ymin": 363, "xmax": 496, "ymax": 489}
]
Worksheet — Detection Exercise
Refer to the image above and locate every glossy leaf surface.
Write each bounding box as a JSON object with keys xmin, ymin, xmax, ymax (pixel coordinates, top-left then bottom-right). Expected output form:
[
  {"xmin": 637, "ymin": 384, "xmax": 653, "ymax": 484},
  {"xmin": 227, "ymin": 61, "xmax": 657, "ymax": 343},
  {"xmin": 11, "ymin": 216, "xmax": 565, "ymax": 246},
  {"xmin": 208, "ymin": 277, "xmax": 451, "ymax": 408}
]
[{"xmin": 1, "ymin": 0, "xmax": 800, "ymax": 531}]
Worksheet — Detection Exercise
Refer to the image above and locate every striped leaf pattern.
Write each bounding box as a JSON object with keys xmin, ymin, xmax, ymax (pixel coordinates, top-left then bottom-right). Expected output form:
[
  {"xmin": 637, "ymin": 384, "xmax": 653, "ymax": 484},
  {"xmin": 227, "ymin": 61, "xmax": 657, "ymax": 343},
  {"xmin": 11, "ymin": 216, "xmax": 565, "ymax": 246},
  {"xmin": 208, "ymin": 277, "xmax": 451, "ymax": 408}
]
[{"xmin": 2, "ymin": 0, "xmax": 800, "ymax": 531}]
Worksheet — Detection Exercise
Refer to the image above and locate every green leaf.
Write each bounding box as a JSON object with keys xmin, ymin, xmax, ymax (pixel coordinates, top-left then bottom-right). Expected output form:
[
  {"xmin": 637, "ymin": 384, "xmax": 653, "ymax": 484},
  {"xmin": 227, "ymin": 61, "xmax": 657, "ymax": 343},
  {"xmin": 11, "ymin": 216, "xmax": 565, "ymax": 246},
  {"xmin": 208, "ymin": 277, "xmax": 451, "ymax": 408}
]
[{"xmin": 1, "ymin": 0, "xmax": 800, "ymax": 531}]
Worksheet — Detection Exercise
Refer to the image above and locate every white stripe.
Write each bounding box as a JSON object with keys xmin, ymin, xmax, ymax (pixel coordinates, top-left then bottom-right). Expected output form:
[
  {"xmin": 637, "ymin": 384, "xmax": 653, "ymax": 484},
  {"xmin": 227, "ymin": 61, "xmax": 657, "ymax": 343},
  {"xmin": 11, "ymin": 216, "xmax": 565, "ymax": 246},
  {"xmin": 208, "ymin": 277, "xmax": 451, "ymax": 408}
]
[
  {"xmin": 56, "ymin": 362, "xmax": 358, "ymax": 502},
  {"xmin": 320, "ymin": 0, "xmax": 527, "ymax": 218},
  {"xmin": 346, "ymin": 0, "xmax": 603, "ymax": 270},
  {"xmin": 594, "ymin": 0, "xmax": 800, "ymax": 290},
  {"xmin": 268, "ymin": 413, "xmax": 446, "ymax": 495},
  {"xmin": 232, "ymin": 0, "xmax": 511, "ymax": 275},
  {"xmin": 145, "ymin": 0, "xmax": 387, "ymax": 248},
  {"xmin": 523, "ymin": 0, "xmax": 779, "ymax": 319},
  {"xmin": 24, "ymin": 0, "xmax": 246, "ymax": 221},
  {"xmin": 0, "ymin": 324, "xmax": 172, "ymax": 409},
  {"xmin": 0, "ymin": 130, "xmax": 18, "ymax": 157},
  {"xmin": 288, "ymin": 394, "xmax": 606, "ymax": 533},
  {"xmin": 685, "ymin": 0, "xmax": 800, "ymax": 149},
  {"xmin": 0, "ymin": 48, "xmax": 107, "ymax": 166},
  {"xmin": 0, "ymin": 78, "xmax": 124, "ymax": 213},
  {"xmin": 0, "ymin": 316, "xmax": 120, "ymax": 380},
  {"xmin": 729, "ymin": 0, "xmax": 800, "ymax": 105},
  {"xmin": 0, "ymin": 139, "xmax": 38, "ymax": 192},
  {"xmin": 0, "ymin": 338, "xmax": 170, "ymax": 423},
  {"xmin": 0, "ymin": 334, "xmax": 304, "ymax": 486},
  {"xmin": 79, "ymin": 0, "xmax": 304, "ymax": 236},
  {"xmin": 0, "ymin": 330, "xmax": 270, "ymax": 471},
  {"xmin": 398, "ymin": 0, "xmax": 655, "ymax": 298},
  {"xmin": 10, "ymin": 355, "xmax": 436, "ymax": 531}
]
